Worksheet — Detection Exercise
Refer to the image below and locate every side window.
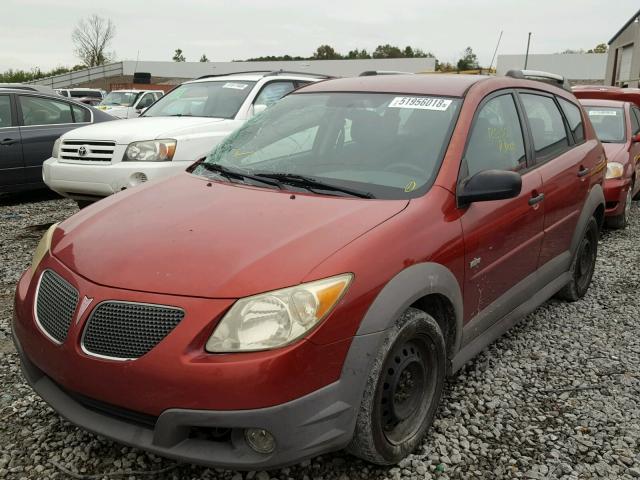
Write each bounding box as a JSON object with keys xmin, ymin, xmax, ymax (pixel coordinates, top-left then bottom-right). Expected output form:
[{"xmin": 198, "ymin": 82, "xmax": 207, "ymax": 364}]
[
  {"xmin": 631, "ymin": 107, "xmax": 640, "ymax": 135},
  {"xmin": 520, "ymin": 93, "xmax": 570, "ymax": 161},
  {"xmin": 464, "ymin": 94, "xmax": 527, "ymax": 177},
  {"xmin": 558, "ymin": 97, "xmax": 585, "ymax": 144},
  {"xmin": 72, "ymin": 104, "xmax": 91, "ymax": 123},
  {"xmin": 254, "ymin": 81, "xmax": 296, "ymax": 108},
  {"xmin": 19, "ymin": 95, "xmax": 74, "ymax": 126},
  {"xmin": 136, "ymin": 93, "xmax": 155, "ymax": 109},
  {"xmin": 0, "ymin": 95, "xmax": 12, "ymax": 128}
]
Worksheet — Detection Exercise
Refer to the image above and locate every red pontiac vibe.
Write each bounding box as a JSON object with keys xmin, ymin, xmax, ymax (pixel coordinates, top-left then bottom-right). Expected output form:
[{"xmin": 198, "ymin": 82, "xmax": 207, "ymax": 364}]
[
  {"xmin": 13, "ymin": 71, "xmax": 606, "ymax": 469},
  {"xmin": 575, "ymin": 97, "xmax": 640, "ymax": 228}
]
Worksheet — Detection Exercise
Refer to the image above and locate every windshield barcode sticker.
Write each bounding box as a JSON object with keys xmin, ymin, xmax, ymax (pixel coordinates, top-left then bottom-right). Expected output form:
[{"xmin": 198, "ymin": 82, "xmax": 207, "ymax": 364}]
[
  {"xmin": 223, "ymin": 82, "xmax": 249, "ymax": 90},
  {"xmin": 588, "ymin": 110, "xmax": 618, "ymax": 116},
  {"xmin": 389, "ymin": 97, "xmax": 452, "ymax": 111}
]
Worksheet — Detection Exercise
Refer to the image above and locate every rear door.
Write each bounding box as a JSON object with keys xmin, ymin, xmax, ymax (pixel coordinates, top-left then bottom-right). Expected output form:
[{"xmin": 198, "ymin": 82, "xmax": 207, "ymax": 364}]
[
  {"xmin": 518, "ymin": 91, "xmax": 590, "ymax": 267},
  {"xmin": 0, "ymin": 93, "xmax": 25, "ymax": 188},
  {"xmin": 459, "ymin": 91, "xmax": 544, "ymax": 330},
  {"xmin": 17, "ymin": 93, "xmax": 90, "ymax": 183}
]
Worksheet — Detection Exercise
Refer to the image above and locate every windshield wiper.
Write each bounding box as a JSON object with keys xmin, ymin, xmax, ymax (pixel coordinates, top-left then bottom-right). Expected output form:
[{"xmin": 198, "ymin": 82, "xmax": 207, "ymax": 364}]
[
  {"xmin": 167, "ymin": 113, "xmax": 193, "ymax": 117},
  {"xmin": 200, "ymin": 163, "xmax": 283, "ymax": 189},
  {"xmin": 255, "ymin": 173, "xmax": 374, "ymax": 199}
]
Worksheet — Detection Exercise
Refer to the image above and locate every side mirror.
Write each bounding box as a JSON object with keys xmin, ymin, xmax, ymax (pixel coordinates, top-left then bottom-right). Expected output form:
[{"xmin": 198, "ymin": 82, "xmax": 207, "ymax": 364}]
[
  {"xmin": 458, "ymin": 169, "xmax": 522, "ymax": 207},
  {"xmin": 250, "ymin": 104, "xmax": 268, "ymax": 117}
]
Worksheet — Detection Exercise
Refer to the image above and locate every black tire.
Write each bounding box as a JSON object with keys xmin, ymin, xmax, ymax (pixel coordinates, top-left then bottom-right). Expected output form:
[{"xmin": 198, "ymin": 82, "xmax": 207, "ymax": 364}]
[
  {"xmin": 347, "ymin": 308, "xmax": 446, "ymax": 465},
  {"xmin": 556, "ymin": 216, "xmax": 598, "ymax": 302},
  {"xmin": 75, "ymin": 200, "xmax": 92, "ymax": 209},
  {"xmin": 605, "ymin": 187, "xmax": 632, "ymax": 230}
]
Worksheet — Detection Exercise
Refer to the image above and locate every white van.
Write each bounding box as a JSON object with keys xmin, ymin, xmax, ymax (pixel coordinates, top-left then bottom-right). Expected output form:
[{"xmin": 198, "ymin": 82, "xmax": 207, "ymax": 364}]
[
  {"xmin": 96, "ymin": 90, "xmax": 165, "ymax": 119},
  {"xmin": 43, "ymin": 71, "xmax": 326, "ymax": 206}
]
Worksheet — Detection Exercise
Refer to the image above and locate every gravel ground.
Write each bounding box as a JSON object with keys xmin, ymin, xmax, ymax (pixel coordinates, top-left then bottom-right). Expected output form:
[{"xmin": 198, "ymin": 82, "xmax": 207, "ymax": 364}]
[{"xmin": 1, "ymin": 190, "xmax": 639, "ymax": 480}]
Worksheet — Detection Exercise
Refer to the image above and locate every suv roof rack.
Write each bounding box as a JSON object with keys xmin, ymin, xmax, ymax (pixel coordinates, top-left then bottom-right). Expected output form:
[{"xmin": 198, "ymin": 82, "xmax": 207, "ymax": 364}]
[
  {"xmin": 196, "ymin": 70, "xmax": 333, "ymax": 80},
  {"xmin": 360, "ymin": 70, "xmax": 414, "ymax": 77},
  {"xmin": 506, "ymin": 69, "xmax": 571, "ymax": 91}
]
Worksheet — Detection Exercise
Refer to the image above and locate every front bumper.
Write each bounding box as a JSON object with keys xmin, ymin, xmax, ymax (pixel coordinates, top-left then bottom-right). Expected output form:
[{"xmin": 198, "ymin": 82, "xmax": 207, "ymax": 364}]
[
  {"xmin": 42, "ymin": 157, "xmax": 190, "ymax": 200},
  {"xmin": 13, "ymin": 260, "xmax": 383, "ymax": 468},
  {"xmin": 603, "ymin": 178, "xmax": 631, "ymax": 216}
]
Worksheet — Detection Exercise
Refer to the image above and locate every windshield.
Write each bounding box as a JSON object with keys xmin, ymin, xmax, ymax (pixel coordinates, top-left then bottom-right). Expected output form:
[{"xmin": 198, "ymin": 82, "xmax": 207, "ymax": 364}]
[
  {"xmin": 193, "ymin": 92, "xmax": 462, "ymax": 199},
  {"xmin": 100, "ymin": 92, "xmax": 140, "ymax": 107},
  {"xmin": 142, "ymin": 80, "xmax": 256, "ymax": 119},
  {"xmin": 585, "ymin": 106, "xmax": 626, "ymax": 143}
]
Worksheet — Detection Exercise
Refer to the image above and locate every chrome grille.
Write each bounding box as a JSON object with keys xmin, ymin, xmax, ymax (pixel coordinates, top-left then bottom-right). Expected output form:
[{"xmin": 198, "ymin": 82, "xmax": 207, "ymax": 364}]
[
  {"xmin": 82, "ymin": 302, "xmax": 185, "ymax": 360},
  {"xmin": 60, "ymin": 140, "xmax": 115, "ymax": 162},
  {"xmin": 36, "ymin": 270, "xmax": 79, "ymax": 343}
]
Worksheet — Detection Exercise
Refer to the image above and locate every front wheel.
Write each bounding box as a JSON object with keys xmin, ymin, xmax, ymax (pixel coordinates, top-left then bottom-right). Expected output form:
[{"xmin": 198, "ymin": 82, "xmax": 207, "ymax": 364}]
[
  {"xmin": 605, "ymin": 187, "xmax": 632, "ymax": 229},
  {"xmin": 556, "ymin": 216, "xmax": 598, "ymax": 302},
  {"xmin": 347, "ymin": 308, "xmax": 446, "ymax": 465}
]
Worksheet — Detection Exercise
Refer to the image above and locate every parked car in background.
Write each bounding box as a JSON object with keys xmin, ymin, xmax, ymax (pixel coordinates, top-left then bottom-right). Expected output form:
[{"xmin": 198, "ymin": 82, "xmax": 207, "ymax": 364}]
[
  {"xmin": 43, "ymin": 71, "xmax": 326, "ymax": 207},
  {"xmin": 96, "ymin": 89, "xmax": 164, "ymax": 119},
  {"xmin": 0, "ymin": 88, "xmax": 113, "ymax": 193},
  {"xmin": 574, "ymin": 89, "xmax": 640, "ymax": 228},
  {"xmin": 14, "ymin": 71, "xmax": 606, "ymax": 469},
  {"xmin": 56, "ymin": 88, "xmax": 105, "ymax": 106}
]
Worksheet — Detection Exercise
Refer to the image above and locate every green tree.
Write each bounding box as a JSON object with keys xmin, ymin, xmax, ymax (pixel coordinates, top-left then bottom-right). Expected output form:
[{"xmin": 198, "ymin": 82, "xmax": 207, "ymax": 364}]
[
  {"xmin": 403, "ymin": 46, "xmax": 415, "ymax": 58},
  {"xmin": 313, "ymin": 45, "xmax": 342, "ymax": 60},
  {"xmin": 199, "ymin": 54, "xmax": 209, "ymax": 62},
  {"xmin": 173, "ymin": 49, "xmax": 186, "ymax": 62},
  {"xmin": 372, "ymin": 44, "xmax": 404, "ymax": 58},
  {"xmin": 456, "ymin": 47, "xmax": 479, "ymax": 71},
  {"xmin": 347, "ymin": 48, "xmax": 371, "ymax": 59},
  {"xmin": 414, "ymin": 48, "xmax": 435, "ymax": 58},
  {"xmin": 587, "ymin": 43, "xmax": 608, "ymax": 54}
]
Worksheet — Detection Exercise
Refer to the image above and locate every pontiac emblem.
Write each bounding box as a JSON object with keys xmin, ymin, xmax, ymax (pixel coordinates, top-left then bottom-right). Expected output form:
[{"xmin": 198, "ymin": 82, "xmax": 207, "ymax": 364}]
[{"xmin": 76, "ymin": 295, "xmax": 94, "ymax": 323}]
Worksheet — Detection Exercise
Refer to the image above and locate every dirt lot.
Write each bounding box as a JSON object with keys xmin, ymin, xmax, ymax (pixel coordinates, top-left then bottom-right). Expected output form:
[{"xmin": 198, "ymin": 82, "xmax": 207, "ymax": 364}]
[{"xmin": 1, "ymin": 190, "xmax": 639, "ymax": 479}]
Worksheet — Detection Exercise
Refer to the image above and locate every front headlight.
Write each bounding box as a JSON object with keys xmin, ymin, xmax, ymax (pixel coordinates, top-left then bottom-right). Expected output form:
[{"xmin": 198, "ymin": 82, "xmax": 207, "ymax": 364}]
[
  {"xmin": 31, "ymin": 223, "xmax": 59, "ymax": 272},
  {"xmin": 606, "ymin": 161, "xmax": 624, "ymax": 179},
  {"xmin": 52, "ymin": 138, "xmax": 61, "ymax": 158},
  {"xmin": 206, "ymin": 274, "xmax": 353, "ymax": 352},
  {"xmin": 123, "ymin": 139, "xmax": 176, "ymax": 162}
]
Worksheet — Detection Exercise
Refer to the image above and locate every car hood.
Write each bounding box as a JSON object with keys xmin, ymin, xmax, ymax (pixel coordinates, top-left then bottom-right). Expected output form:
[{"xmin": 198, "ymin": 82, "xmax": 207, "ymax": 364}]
[
  {"xmin": 603, "ymin": 142, "xmax": 628, "ymax": 163},
  {"xmin": 60, "ymin": 116, "xmax": 228, "ymax": 144},
  {"xmin": 52, "ymin": 174, "xmax": 408, "ymax": 298}
]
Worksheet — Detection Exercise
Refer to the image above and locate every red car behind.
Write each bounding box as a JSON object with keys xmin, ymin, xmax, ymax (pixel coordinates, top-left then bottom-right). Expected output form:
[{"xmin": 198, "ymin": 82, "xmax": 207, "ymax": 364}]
[{"xmin": 574, "ymin": 95, "xmax": 640, "ymax": 228}]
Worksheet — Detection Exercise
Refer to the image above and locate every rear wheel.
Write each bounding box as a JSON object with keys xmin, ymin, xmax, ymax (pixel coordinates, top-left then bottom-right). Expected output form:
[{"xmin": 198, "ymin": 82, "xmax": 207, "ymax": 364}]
[
  {"xmin": 556, "ymin": 217, "xmax": 598, "ymax": 302},
  {"xmin": 606, "ymin": 187, "xmax": 632, "ymax": 229},
  {"xmin": 348, "ymin": 308, "xmax": 446, "ymax": 465}
]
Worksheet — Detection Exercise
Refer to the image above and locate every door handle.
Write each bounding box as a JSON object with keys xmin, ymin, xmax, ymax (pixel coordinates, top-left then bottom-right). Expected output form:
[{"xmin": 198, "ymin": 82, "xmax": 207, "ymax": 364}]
[
  {"xmin": 528, "ymin": 193, "xmax": 545, "ymax": 206},
  {"xmin": 0, "ymin": 138, "xmax": 17, "ymax": 146},
  {"xmin": 577, "ymin": 166, "xmax": 590, "ymax": 177}
]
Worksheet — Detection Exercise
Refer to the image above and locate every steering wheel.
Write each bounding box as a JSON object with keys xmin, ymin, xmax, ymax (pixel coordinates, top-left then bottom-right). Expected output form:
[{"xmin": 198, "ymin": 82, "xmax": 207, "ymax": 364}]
[{"xmin": 383, "ymin": 162, "xmax": 425, "ymax": 177}]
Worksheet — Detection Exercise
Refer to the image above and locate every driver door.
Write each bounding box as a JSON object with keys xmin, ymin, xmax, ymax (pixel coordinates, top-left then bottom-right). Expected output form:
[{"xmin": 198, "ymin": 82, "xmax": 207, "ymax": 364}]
[{"xmin": 459, "ymin": 92, "xmax": 544, "ymax": 339}]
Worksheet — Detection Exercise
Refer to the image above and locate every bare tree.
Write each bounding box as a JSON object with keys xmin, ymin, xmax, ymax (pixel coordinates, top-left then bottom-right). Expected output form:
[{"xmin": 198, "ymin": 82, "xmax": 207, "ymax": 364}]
[{"xmin": 72, "ymin": 15, "xmax": 116, "ymax": 67}]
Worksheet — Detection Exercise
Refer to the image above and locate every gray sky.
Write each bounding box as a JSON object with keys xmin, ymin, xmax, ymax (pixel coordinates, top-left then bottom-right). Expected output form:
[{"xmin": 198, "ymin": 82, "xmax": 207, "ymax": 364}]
[{"xmin": 2, "ymin": 0, "xmax": 638, "ymax": 72}]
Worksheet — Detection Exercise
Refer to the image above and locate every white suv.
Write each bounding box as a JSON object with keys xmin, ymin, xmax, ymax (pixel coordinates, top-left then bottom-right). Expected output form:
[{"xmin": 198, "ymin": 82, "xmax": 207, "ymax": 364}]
[
  {"xmin": 96, "ymin": 90, "xmax": 165, "ymax": 119},
  {"xmin": 43, "ymin": 72, "xmax": 325, "ymax": 205}
]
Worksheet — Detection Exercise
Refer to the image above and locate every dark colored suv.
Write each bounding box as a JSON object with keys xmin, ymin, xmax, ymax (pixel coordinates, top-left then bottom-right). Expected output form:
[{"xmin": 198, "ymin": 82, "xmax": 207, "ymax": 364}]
[
  {"xmin": 13, "ymin": 71, "xmax": 605, "ymax": 469},
  {"xmin": 0, "ymin": 88, "xmax": 113, "ymax": 193}
]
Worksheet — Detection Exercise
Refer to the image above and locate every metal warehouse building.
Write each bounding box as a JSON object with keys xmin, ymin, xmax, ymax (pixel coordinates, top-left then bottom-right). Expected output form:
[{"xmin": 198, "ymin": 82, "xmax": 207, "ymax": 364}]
[
  {"xmin": 605, "ymin": 8, "xmax": 640, "ymax": 87},
  {"xmin": 496, "ymin": 53, "xmax": 607, "ymax": 85}
]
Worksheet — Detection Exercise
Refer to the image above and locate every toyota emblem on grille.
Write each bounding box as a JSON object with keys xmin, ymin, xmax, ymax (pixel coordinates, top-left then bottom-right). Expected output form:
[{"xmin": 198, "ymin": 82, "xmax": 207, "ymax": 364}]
[
  {"xmin": 76, "ymin": 295, "xmax": 94, "ymax": 324},
  {"xmin": 78, "ymin": 146, "xmax": 88, "ymax": 157}
]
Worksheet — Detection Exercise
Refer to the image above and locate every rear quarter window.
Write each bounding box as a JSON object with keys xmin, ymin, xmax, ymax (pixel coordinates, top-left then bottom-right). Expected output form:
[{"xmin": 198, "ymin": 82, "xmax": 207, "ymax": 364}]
[{"xmin": 557, "ymin": 97, "xmax": 585, "ymax": 144}]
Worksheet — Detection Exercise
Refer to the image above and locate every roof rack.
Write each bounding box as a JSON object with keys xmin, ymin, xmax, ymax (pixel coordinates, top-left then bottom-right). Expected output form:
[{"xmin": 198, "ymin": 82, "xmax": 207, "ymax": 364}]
[
  {"xmin": 360, "ymin": 70, "xmax": 414, "ymax": 77},
  {"xmin": 196, "ymin": 70, "xmax": 333, "ymax": 80},
  {"xmin": 506, "ymin": 69, "xmax": 571, "ymax": 91}
]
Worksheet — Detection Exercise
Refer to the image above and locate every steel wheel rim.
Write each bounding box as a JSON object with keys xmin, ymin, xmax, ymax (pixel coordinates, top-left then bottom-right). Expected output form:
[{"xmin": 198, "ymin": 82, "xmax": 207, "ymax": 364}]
[
  {"xmin": 379, "ymin": 336, "xmax": 436, "ymax": 445},
  {"xmin": 576, "ymin": 229, "xmax": 596, "ymax": 291}
]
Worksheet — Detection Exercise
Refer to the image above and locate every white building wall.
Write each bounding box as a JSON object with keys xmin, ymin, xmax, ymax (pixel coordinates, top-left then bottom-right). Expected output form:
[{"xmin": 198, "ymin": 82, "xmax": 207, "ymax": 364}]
[{"xmin": 496, "ymin": 53, "xmax": 607, "ymax": 81}]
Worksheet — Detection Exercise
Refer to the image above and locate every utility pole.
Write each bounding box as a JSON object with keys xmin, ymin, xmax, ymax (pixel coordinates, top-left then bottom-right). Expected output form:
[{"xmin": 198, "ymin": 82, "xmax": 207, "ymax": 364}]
[
  {"xmin": 489, "ymin": 30, "xmax": 503, "ymax": 73},
  {"xmin": 524, "ymin": 32, "xmax": 532, "ymax": 69}
]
